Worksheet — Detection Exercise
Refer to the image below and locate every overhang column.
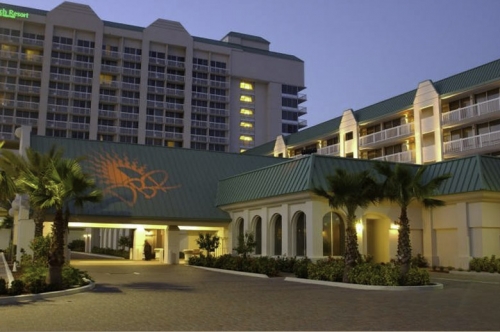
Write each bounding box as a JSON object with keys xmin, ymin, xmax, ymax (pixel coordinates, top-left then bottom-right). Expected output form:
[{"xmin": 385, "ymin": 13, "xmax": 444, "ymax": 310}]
[{"xmin": 456, "ymin": 202, "xmax": 471, "ymax": 269}]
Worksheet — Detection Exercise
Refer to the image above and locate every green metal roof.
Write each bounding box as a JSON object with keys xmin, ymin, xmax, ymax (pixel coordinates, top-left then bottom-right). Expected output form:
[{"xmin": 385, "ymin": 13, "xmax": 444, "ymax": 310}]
[
  {"xmin": 217, "ymin": 154, "xmax": 500, "ymax": 207},
  {"xmin": 242, "ymin": 140, "xmax": 277, "ymax": 156},
  {"xmin": 424, "ymin": 155, "xmax": 500, "ymax": 195},
  {"xmin": 103, "ymin": 21, "xmax": 144, "ymax": 32},
  {"xmin": 29, "ymin": 136, "xmax": 283, "ymax": 222},
  {"xmin": 354, "ymin": 90, "xmax": 416, "ymax": 123},
  {"xmin": 193, "ymin": 36, "xmax": 303, "ymax": 62},
  {"xmin": 224, "ymin": 32, "xmax": 270, "ymax": 44},
  {"xmin": 434, "ymin": 58, "xmax": 500, "ymax": 96}
]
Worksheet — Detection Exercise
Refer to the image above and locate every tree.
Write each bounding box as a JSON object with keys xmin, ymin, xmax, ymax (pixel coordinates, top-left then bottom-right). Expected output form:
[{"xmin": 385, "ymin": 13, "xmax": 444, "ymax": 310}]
[
  {"xmin": 196, "ymin": 233, "xmax": 220, "ymax": 257},
  {"xmin": 0, "ymin": 145, "xmax": 63, "ymax": 238},
  {"xmin": 118, "ymin": 235, "xmax": 133, "ymax": 251},
  {"xmin": 313, "ymin": 168, "xmax": 379, "ymax": 282},
  {"xmin": 16, "ymin": 157, "xmax": 102, "ymax": 289},
  {"xmin": 374, "ymin": 162, "xmax": 451, "ymax": 280},
  {"xmin": 0, "ymin": 141, "xmax": 16, "ymax": 207},
  {"xmin": 233, "ymin": 232, "xmax": 257, "ymax": 258}
]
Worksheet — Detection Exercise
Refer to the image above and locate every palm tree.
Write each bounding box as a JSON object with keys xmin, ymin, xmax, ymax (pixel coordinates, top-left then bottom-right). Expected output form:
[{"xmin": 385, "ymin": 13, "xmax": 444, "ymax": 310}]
[
  {"xmin": 313, "ymin": 168, "xmax": 379, "ymax": 282},
  {"xmin": 374, "ymin": 162, "xmax": 451, "ymax": 280},
  {"xmin": 16, "ymin": 157, "xmax": 102, "ymax": 289},
  {"xmin": 0, "ymin": 141, "xmax": 16, "ymax": 206},
  {"xmin": 0, "ymin": 145, "xmax": 63, "ymax": 238}
]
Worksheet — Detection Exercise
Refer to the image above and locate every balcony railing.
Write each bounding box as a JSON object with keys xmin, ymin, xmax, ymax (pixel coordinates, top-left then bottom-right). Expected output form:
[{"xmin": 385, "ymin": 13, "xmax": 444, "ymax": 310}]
[
  {"xmin": 443, "ymin": 130, "xmax": 500, "ymax": 155},
  {"xmin": 442, "ymin": 97, "xmax": 500, "ymax": 126},
  {"xmin": 164, "ymin": 132, "xmax": 183, "ymax": 140},
  {"xmin": 316, "ymin": 144, "xmax": 340, "ymax": 156},
  {"xmin": 209, "ymin": 136, "xmax": 229, "ymax": 144},
  {"xmin": 373, "ymin": 150, "xmax": 414, "ymax": 163},
  {"xmin": 359, "ymin": 122, "xmax": 414, "ymax": 147},
  {"xmin": 167, "ymin": 74, "xmax": 184, "ymax": 82}
]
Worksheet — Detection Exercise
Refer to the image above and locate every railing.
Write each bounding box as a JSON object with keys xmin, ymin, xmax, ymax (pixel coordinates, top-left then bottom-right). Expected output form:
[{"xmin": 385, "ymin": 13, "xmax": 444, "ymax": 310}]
[
  {"xmin": 73, "ymin": 76, "xmax": 92, "ymax": 85},
  {"xmin": 145, "ymin": 130, "xmax": 164, "ymax": 138},
  {"xmin": 20, "ymin": 54, "xmax": 43, "ymax": 63},
  {"xmin": 121, "ymin": 97, "xmax": 140, "ymax": 105},
  {"xmin": 165, "ymin": 103, "xmax": 183, "ymax": 111},
  {"xmin": 191, "ymin": 135, "xmax": 208, "ymax": 142},
  {"xmin": 48, "ymin": 105, "xmax": 69, "ymax": 113},
  {"xmin": 70, "ymin": 107, "xmax": 91, "ymax": 116},
  {"xmin": 101, "ymin": 64, "xmax": 120, "ymax": 73},
  {"xmin": 0, "ymin": 132, "xmax": 15, "ymax": 140},
  {"xmin": 165, "ymin": 132, "xmax": 183, "ymax": 140},
  {"xmin": 19, "ymin": 69, "xmax": 42, "ymax": 79},
  {"xmin": 209, "ymin": 136, "xmax": 229, "ymax": 144},
  {"xmin": 316, "ymin": 144, "xmax": 340, "ymax": 156},
  {"xmin": 121, "ymin": 112, "xmax": 139, "ymax": 120},
  {"xmin": 73, "ymin": 61, "xmax": 94, "ymax": 69},
  {"xmin": 191, "ymin": 120, "xmax": 207, "ymax": 128},
  {"xmin": 146, "ymin": 115, "xmax": 165, "ymax": 123},
  {"xmin": 70, "ymin": 122, "xmax": 90, "ymax": 131},
  {"xmin": 359, "ymin": 122, "xmax": 414, "ymax": 146},
  {"xmin": 209, "ymin": 108, "xmax": 229, "ymax": 116},
  {"xmin": 0, "ymin": 82, "xmax": 16, "ymax": 91},
  {"xmin": 121, "ymin": 83, "xmax": 140, "ymax": 91},
  {"xmin": 210, "ymin": 94, "xmax": 228, "ymax": 102},
  {"xmin": 22, "ymin": 37, "xmax": 44, "ymax": 47},
  {"xmin": 192, "ymin": 92, "xmax": 208, "ymax": 100},
  {"xmin": 373, "ymin": 150, "xmax": 414, "ymax": 163},
  {"xmin": 119, "ymin": 127, "xmax": 138, "ymax": 135},
  {"xmin": 99, "ymin": 110, "xmax": 117, "ymax": 118},
  {"xmin": 193, "ymin": 78, "xmax": 208, "ymax": 86},
  {"xmin": 148, "ymin": 71, "xmax": 165, "ymax": 79},
  {"xmin": 148, "ymin": 86, "xmax": 164, "ymax": 94},
  {"xmin": 210, "ymin": 81, "xmax": 227, "ymax": 88},
  {"xmin": 167, "ymin": 74, "xmax": 184, "ymax": 82},
  {"xmin": 16, "ymin": 101, "xmax": 39, "ymax": 110},
  {"xmin": 167, "ymin": 60, "xmax": 185, "ymax": 69},
  {"xmin": 443, "ymin": 130, "xmax": 500, "ymax": 154},
  {"xmin": 298, "ymin": 119, "xmax": 307, "ymax": 128},
  {"xmin": 99, "ymin": 94, "xmax": 118, "ymax": 103},
  {"xmin": 210, "ymin": 67, "xmax": 228, "ymax": 75},
  {"xmin": 122, "ymin": 68, "xmax": 141, "ymax": 76},
  {"xmin": 210, "ymin": 122, "xmax": 229, "ymax": 130},
  {"xmin": 192, "ymin": 106, "xmax": 208, "ymax": 114},
  {"xmin": 193, "ymin": 64, "xmax": 208, "ymax": 72},
  {"xmin": 98, "ymin": 125, "xmax": 117, "ymax": 133},
  {"xmin": 166, "ymin": 88, "xmax": 184, "ymax": 96},
  {"xmin": 165, "ymin": 117, "xmax": 184, "ymax": 126},
  {"xmin": 15, "ymin": 118, "xmax": 38, "ymax": 126},
  {"xmin": 442, "ymin": 97, "xmax": 500, "ymax": 126},
  {"xmin": 73, "ymin": 46, "xmax": 94, "ymax": 55},
  {"xmin": 52, "ymin": 42, "xmax": 72, "ymax": 51},
  {"xmin": 19, "ymin": 85, "xmax": 41, "ymax": 94},
  {"xmin": 50, "ymin": 73, "xmax": 71, "ymax": 82}
]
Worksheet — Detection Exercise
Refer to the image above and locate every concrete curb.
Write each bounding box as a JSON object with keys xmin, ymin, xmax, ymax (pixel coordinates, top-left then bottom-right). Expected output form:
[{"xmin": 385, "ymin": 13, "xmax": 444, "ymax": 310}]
[
  {"xmin": 449, "ymin": 270, "xmax": 500, "ymax": 277},
  {"xmin": 188, "ymin": 265, "xmax": 269, "ymax": 278},
  {"xmin": 0, "ymin": 252, "xmax": 14, "ymax": 286},
  {"xmin": 0, "ymin": 281, "xmax": 95, "ymax": 305},
  {"xmin": 284, "ymin": 277, "xmax": 444, "ymax": 291}
]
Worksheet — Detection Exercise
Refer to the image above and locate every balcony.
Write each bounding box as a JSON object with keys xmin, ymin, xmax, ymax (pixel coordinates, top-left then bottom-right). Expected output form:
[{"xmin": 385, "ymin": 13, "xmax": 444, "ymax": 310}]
[
  {"xmin": 149, "ymin": 57, "xmax": 165, "ymax": 65},
  {"xmin": 166, "ymin": 88, "xmax": 184, "ymax": 97},
  {"xmin": 191, "ymin": 135, "xmax": 208, "ymax": 142},
  {"xmin": 122, "ymin": 83, "xmax": 140, "ymax": 91},
  {"xmin": 119, "ymin": 127, "xmax": 138, "ymax": 136},
  {"xmin": 167, "ymin": 60, "xmax": 185, "ymax": 69},
  {"xmin": 209, "ymin": 108, "xmax": 229, "ymax": 117},
  {"xmin": 16, "ymin": 101, "xmax": 39, "ymax": 110},
  {"xmin": 48, "ymin": 88, "xmax": 70, "ymax": 98},
  {"xmin": 19, "ymin": 85, "xmax": 41, "ymax": 94},
  {"xmin": 98, "ymin": 125, "xmax": 117, "ymax": 133},
  {"xmin": 19, "ymin": 69, "xmax": 42, "ymax": 79},
  {"xmin": 15, "ymin": 118, "xmax": 38, "ymax": 126},
  {"xmin": 443, "ymin": 130, "xmax": 500, "ymax": 156},
  {"xmin": 52, "ymin": 42, "xmax": 72, "ymax": 51},
  {"xmin": 101, "ymin": 64, "xmax": 120, "ymax": 74},
  {"xmin": 210, "ymin": 67, "xmax": 228, "ymax": 75},
  {"xmin": 210, "ymin": 81, "xmax": 227, "ymax": 89},
  {"xmin": 123, "ymin": 53, "xmax": 141, "ymax": 62},
  {"xmin": 165, "ymin": 103, "xmax": 183, "ymax": 111},
  {"xmin": 148, "ymin": 86, "xmax": 164, "ymax": 94},
  {"xmin": 193, "ymin": 64, "xmax": 209, "ymax": 72},
  {"xmin": 192, "ymin": 106, "xmax": 208, "ymax": 114},
  {"xmin": 210, "ymin": 95, "xmax": 228, "ymax": 102},
  {"xmin": 48, "ymin": 104, "xmax": 69, "ymax": 113},
  {"xmin": 46, "ymin": 120, "xmax": 68, "ymax": 129},
  {"xmin": 121, "ymin": 97, "xmax": 140, "ymax": 106},
  {"xmin": 148, "ymin": 71, "xmax": 165, "ymax": 80},
  {"xmin": 373, "ymin": 150, "xmax": 415, "ymax": 163},
  {"xmin": 73, "ymin": 61, "xmax": 94, "ymax": 70},
  {"xmin": 209, "ymin": 136, "xmax": 229, "ymax": 144},
  {"xmin": 359, "ymin": 122, "xmax": 414, "ymax": 148},
  {"xmin": 121, "ymin": 112, "xmax": 139, "ymax": 120},
  {"xmin": 191, "ymin": 120, "xmax": 207, "ymax": 128},
  {"xmin": 99, "ymin": 94, "xmax": 118, "ymax": 103},
  {"xmin": 70, "ymin": 122, "xmax": 90, "ymax": 131},
  {"xmin": 22, "ymin": 37, "xmax": 44, "ymax": 47},
  {"xmin": 192, "ymin": 92, "xmax": 208, "ymax": 100},
  {"xmin": 298, "ymin": 119, "xmax": 307, "ymax": 128},
  {"xmin": 51, "ymin": 58, "xmax": 72, "ymax": 67},
  {"xmin": 298, "ymin": 93, "xmax": 307, "ymax": 103},
  {"xmin": 442, "ymin": 97, "xmax": 500, "ymax": 127},
  {"xmin": 210, "ymin": 122, "xmax": 229, "ymax": 130},
  {"xmin": 73, "ymin": 76, "xmax": 92, "ymax": 85},
  {"xmin": 50, "ymin": 73, "xmax": 71, "ymax": 82},
  {"xmin": 316, "ymin": 144, "xmax": 340, "ymax": 157},
  {"xmin": 122, "ymin": 68, "xmax": 141, "ymax": 76},
  {"xmin": 0, "ymin": 50, "xmax": 18, "ymax": 60},
  {"xmin": 0, "ymin": 82, "xmax": 16, "ymax": 91},
  {"xmin": 167, "ymin": 74, "xmax": 184, "ymax": 83},
  {"xmin": 164, "ymin": 132, "xmax": 183, "ymax": 140},
  {"xmin": 165, "ymin": 117, "xmax": 184, "ymax": 126},
  {"xmin": 70, "ymin": 107, "xmax": 90, "ymax": 116},
  {"xmin": 73, "ymin": 46, "xmax": 94, "ymax": 55},
  {"xmin": 298, "ymin": 106, "xmax": 307, "ymax": 115},
  {"xmin": 193, "ymin": 78, "xmax": 208, "ymax": 86},
  {"xmin": 98, "ymin": 110, "xmax": 117, "ymax": 118},
  {"xmin": 145, "ymin": 130, "xmax": 164, "ymax": 139},
  {"xmin": 146, "ymin": 115, "xmax": 165, "ymax": 123},
  {"xmin": 20, "ymin": 53, "xmax": 43, "ymax": 64}
]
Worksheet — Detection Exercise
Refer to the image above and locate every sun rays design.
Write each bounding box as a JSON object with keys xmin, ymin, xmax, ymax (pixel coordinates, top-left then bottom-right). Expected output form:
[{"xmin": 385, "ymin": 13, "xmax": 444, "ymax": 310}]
[{"xmin": 88, "ymin": 151, "xmax": 181, "ymax": 207}]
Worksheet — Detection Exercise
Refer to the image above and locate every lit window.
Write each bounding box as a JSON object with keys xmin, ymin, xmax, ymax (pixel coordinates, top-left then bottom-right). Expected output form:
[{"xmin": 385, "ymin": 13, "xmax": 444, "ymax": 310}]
[
  {"xmin": 240, "ymin": 108, "xmax": 254, "ymax": 116},
  {"xmin": 240, "ymin": 95, "xmax": 253, "ymax": 103},
  {"xmin": 167, "ymin": 141, "xmax": 175, "ymax": 147},
  {"xmin": 240, "ymin": 81, "xmax": 253, "ymax": 90},
  {"xmin": 240, "ymin": 149, "xmax": 246, "ymax": 153},
  {"xmin": 100, "ymin": 74, "xmax": 113, "ymax": 85},
  {"xmin": 240, "ymin": 122, "xmax": 253, "ymax": 128},
  {"xmin": 239, "ymin": 135, "xmax": 253, "ymax": 141}
]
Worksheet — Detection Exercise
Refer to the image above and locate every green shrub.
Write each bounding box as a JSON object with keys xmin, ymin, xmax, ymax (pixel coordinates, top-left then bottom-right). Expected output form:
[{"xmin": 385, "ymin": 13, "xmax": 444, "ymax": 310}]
[
  {"xmin": 348, "ymin": 263, "xmax": 399, "ymax": 286},
  {"xmin": 68, "ymin": 239, "xmax": 85, "ymax": 252},
  {"xmin": 411, "ymin": 254, "xmax": 429, "ymax": 268},
  {"xmin": 293, "ymin": 257, "xmax": 311, "ymax": 279},
  {"xmin": 20, "ymin": 264, "xmax": 48, "ymax": 294},
  {"xmin": 0, "ymin": 277, "xmax": 7, "ymax": 295},
  {"xmin": 91, "ymin": 246, "xmax": 129, "ymax": 259},
  {"xmin": 188, "ymin": 255, "xmax": 280, "ymax": 277},
  {"xmin": 8, "ymin": 280, "xmax": 24, "ymax": 296},
  {"xmin": 404, "ymin": 268, "xmax": 430, "ymax": 286},
  {"xmin": 62, "ymin": 265, "xmax": 91, "ymax": 288},
  {"xmin": 307, "ymin": 258, "xmax": 344, "ymax": 282},
  {"xmin": 469, "ymin": 255, "xmax": 500, "ymax": 273},
  {"xmin": 274, "ymin": 256, "xmax": 297, "ymax": 273}
]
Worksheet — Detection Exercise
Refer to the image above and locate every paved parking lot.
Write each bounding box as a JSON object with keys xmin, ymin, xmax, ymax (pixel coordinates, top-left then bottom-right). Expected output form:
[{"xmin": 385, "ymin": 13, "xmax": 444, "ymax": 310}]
[{"xmin": 1, "ymin": 260, "xmax": 499, "ymax": 331}]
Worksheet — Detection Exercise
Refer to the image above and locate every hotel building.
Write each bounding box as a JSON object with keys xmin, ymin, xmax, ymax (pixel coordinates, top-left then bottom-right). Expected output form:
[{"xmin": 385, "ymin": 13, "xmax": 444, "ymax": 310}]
[
  {"xmin": 246, "ymin": 58, "xmax": 500, "ymax": 163},
  {"xmin": 0, "ymin": 1, "xmax": 306, "ymax": 153}
]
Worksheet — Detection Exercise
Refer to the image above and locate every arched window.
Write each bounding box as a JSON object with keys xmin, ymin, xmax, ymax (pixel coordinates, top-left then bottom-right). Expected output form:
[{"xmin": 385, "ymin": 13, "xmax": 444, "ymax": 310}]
[
  {"xmin": 234, "ymin": 218, "xmax": 244, "ymax": 248},
  {"xmin": 238, "ymin": 218, "xmax": 244, "ymax": 237},
  {"xmin": 322, "ymin": 212, "xmax": 345, "ymax": 256},
  {"xmin": 272, "ymin": 214, "xmax": 282, "ymax": 255},
  {"xmin": 253, "ymin": 216, "xmax": 262, "ymax": 255},
  {"xmin": 295, "ymin": 212, "xmax": 306, "ymax": 256}
]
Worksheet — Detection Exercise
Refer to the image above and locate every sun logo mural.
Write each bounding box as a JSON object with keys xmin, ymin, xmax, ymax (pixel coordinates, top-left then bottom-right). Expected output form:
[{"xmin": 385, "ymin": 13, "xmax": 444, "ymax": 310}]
[{"xmin": 88, "ymin": 151, "xmax": 180, "ymax": 206}]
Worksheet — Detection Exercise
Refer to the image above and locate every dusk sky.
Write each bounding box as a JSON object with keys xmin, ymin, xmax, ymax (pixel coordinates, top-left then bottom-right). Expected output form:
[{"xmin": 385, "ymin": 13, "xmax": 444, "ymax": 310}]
[{"xmin": 10, "ymin": 0, "xmax": 500, "ymax": 128}]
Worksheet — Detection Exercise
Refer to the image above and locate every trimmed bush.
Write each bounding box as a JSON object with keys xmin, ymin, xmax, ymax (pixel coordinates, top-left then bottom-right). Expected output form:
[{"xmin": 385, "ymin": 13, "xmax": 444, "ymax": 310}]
[
  {"xmin": 411, "ymin": 254, "xmax": 429, "ymax": 268},
  {"xmin": 348, "ymin": 263, "xmax": 399, "ymax": 286},
  {"xmin": 293, "ymin": 257, "xmax": 311, "ymax": 279},
  {"xmin": 307, "ymin": 258, "xmax": 344, "ymax": 282},
  {"xmin": 404, "ymin": 267, "xmax": 431, "ymax": 286},
  {"xmin": 68, "ymin": 239, "xmax": 85, "ymax": 252},
  {"xmin": 91, "ymin": 246, "xmax": 129, "ymax": 259},
  {"xmin": 8, "ymin": 280, "xmax": 24, "ymax": 296},
  {"xmin": 469, "ymin": 255, "xmax": 500, "ymax": 273}
]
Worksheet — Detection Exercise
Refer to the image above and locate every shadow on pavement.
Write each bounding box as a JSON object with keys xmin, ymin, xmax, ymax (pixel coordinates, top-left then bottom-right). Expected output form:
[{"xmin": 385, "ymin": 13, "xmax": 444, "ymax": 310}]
[{"xmin": 122, "ymin": 282, "xmax": 193, "ymax": 292}]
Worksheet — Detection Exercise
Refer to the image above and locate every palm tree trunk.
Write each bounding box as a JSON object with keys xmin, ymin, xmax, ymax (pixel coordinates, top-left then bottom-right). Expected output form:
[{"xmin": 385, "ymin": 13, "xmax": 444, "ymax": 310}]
[
  {"xmin": 343, "ymin": 216, "xmax": 360, "ymax": 283},
  {"xmin": 47, "ymin": 208, "xmax": 65, "ymax": 289},
  {"xmin": 33, "ymin": 208, "xmax": 45, "ymax": 238},
  {"xmin": 397, "ymin": 206, "xmax": 412, "ymax": 281}
]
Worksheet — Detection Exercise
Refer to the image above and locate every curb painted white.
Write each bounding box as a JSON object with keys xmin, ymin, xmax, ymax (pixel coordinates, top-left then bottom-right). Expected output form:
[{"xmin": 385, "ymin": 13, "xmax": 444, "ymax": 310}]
[
  {"xmin": 0, "ymin": 252, "xmax": 14, "ymax": 286},
  {"xmin": 188, "ymin": 265, "xmax": 269, "ymax": 278},
  {"xmin": 284, "ymin": 277, "xmax": 444, "ymax": 291},
  {"xmin": 0, "ymin": 281, "xmax": 95, "ymax": 305}
]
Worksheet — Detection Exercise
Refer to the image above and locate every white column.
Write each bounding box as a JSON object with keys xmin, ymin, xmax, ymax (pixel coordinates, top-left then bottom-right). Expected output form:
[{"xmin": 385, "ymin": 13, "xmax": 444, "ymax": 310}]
[
  {"xmin": 423, "ymin": 208, "xmax": 438, "ymax": 266},
  {"xmin": 456, "ymin": 202, "xmax": 471, "ymax": 269},
  {"xmin": 281, "ymin": 204, "xmax": 290, "ymax": 256},
  {"xmin": 166, "ymin": 226, "xmax": 179, "ymax": 264}
]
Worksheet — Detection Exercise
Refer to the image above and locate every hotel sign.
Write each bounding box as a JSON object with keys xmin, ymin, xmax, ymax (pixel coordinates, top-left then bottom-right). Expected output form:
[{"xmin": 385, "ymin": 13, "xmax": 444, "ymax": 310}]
[{"xmin": 0, "ymin": 8, "xmax": 29, "ymax": 19}]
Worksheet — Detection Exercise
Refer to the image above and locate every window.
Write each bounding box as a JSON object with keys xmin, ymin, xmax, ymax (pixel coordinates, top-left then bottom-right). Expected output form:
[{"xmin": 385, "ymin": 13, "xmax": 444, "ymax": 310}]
[
  {"xmin": 253, "ymin": 216, "xmax": 262, "ymax": 255},
  {"xmin": 120, "ymin": 120, "xmax": 138, "ymax": 129},
  {"xmin": 449, "ymin": 97, "xmax": 471, "ymax": 111},
  {"xmin": 295, "ymin": 212, "xmax": 306, "ymax": 257},
  {"xmin": 282, "ymin": 124, "xmax": 298, "ymax": 134},
  {"xmin": 190, "ymin": 142, "xmax": 206, "ymax": 149},
  {"xmin": 345, "ymin": 132, "xmax": 353, "ymax": 141},
  {"xmin": 383, "ymin": 118, "xmax": 401, "ymax": 129},
  {"xmin": 77, "ymin": 40, "xmax": 95, "ymax": 48},
  {"xmin": 240, "ymin": 108, "xmax": 254, "ymax": 116},
  {"xmin": 239, "ymin": 135, "xmax": 253, "ymax": 141},
  {"xmin": 119, "ymin": 135, "xmax": 138, "ymax": 143},
  {"xmin": 240, "ymin": 122, "xmax": 253, "ymax": 128},
  {"xmin": 282, "ymin": 97, "xmax": 298, "ymax": 108},
  {"xmin": 98, "ymin": 119, "xmax": 115, "ymax": 126},
  {"xmin": 240, "ymin": 95, "xmax": 253, "ymax": 103},
  {"xmin": 282, "ymin": 110, "xmax": 298, "ymax": 121},
  {"xmin": 72, "ymin": 115, "xmax": 89, "ymax": 123},
  {"xmin": 193, "ymin": 58, "xmax": 208, "ymax": 66},
  {"xmin": 240, "ymin": 81, "xmax": 253, "ymax": 90},
  {"xmin": 273, "ymin": 215, "xmax": 282, "ymax": 256},
  {"xmin": 384, "ymin": 144, "xmax": 403, "ymax": 156},
  {"xmin": 71, "ymin": 131, "xmax": 89, "ymax": 139},
  {"xmin": 326, "ymin": 136, "xmax": 339, "ymax": 145},
  {"xmin": 99, "ymin": 134, "xmax": 114, "ymax": 141},
  {"xmin": 208, "ymin": 144, "xmax": 225, "ymax": 152},
  {"xmin": 146, "ymin": 123, "xmax": 162, "ymax": 131},
  {"xmin": 323, "ymin": 212, "xmax": 345, "ymax": 256},
  {"xmin": 282, "ymin": 85, "xmax": 299, "ymax": 95}
]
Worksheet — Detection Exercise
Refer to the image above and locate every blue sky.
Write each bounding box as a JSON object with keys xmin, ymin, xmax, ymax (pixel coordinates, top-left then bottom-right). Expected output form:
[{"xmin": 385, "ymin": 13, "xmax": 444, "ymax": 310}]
[{"xmin": 10, "ymin": 0, "xmax": 500, "ymax": 128}]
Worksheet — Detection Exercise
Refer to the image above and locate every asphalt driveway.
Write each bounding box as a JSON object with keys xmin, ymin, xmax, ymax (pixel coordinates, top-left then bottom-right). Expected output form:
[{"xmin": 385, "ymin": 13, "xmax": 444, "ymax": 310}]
[{"xmin": 1, "ymin": 259, "xmax": 499, "ymax": 331}]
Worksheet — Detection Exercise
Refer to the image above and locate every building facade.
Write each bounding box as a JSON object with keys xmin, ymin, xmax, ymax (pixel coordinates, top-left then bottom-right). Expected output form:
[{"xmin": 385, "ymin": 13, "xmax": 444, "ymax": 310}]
[
  {"xmin": 246, "ymin": 58, "xmax": 500, "ymax": 163},
  {"xmin": 0, "ymin": 1, "xmax": 306, "ymax": 153}
]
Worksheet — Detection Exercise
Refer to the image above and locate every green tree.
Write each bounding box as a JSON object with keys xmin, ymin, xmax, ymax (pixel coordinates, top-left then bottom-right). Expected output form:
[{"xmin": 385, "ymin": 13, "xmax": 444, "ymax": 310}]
[
  {"xmin": 0, "ymin": 141, "xmax": 16, "ymax": 206},
  {"xmin": 313, "ymin": 168, "xmax": 379, "ymax": 282},
  {"xmin": 233, "ymin": 232, "xmax": 257, "ymax": 258},
  {"xmin": 196, "ymin": 233, "xmax": 220, "ymax": 257},
  {"xmin": 118, "ymin": 235, "xmax": 133, "ymax": 251},
  {"xmin": 374, "ymin": 162, "xmax": 451, "ymax": 280},
  {"xmin": 0, "ymin": 145, "xmax": 63, "ymax": 238},
  {"xmin": 16, "ymin": 157, "xmax": 102, "ymax": 289}
]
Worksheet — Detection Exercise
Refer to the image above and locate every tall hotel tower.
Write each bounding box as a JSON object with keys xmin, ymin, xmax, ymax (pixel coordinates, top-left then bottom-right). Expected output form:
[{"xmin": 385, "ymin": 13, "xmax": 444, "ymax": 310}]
[{"xmin": 0, "ymin": 2, "xmax": 306, "ymax": 152}]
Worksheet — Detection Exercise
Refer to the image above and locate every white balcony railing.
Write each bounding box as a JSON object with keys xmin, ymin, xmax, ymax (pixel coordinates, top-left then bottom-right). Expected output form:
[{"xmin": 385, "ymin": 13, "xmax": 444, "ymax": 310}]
[
  {"xmin": 316, "ymin": 144, "xmax": 340, "ymax": 156},
  {"xmin": 359, "ymin": 122, "xmax": 414, "ymax": 147},
  {"xmin": 442, "ymin": 97, "xmax": 500, "ymax": 126},
  {"xmin": 443, "ymin": 130, "xmax": 500, "ymax": 154},
  {"xmin": 373, "ymin": 150, "xmax": 414, "ymax": 163}
]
